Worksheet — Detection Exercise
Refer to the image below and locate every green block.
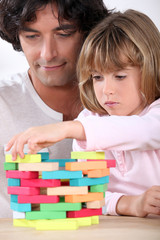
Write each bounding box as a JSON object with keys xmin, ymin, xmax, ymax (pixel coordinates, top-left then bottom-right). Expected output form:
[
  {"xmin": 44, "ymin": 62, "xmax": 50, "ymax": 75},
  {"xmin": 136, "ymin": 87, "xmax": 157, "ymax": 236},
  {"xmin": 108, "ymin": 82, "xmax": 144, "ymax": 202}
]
[
  {"xmin": 40, "ymin": 202, "xmax": 82, "ymax": 211},
  {"xmin": 4, "ymin": 162, "xmax": 18, "ymax": 170},
  {"xmin": 5, "ymin": 154, "xmax": 41, "ymax": 163},
  {"xmin": 26, "ymin": 211, "xmax": 66, "ymax": 220},
  {"xmin": 71, "ymin": 151, "xmax": 105, "ymax": 159},
  {"xmin": 90, "ymin": 183, "xmax": 108, "ymax": 192}
]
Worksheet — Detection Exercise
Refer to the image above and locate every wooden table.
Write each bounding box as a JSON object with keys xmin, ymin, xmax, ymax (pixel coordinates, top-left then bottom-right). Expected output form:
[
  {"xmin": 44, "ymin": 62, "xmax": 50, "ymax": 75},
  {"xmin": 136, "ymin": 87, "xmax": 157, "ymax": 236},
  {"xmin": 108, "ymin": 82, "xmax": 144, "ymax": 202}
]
[{"xmin": 0, "ymin": 215, "xmax": 160, "ymax": 240}]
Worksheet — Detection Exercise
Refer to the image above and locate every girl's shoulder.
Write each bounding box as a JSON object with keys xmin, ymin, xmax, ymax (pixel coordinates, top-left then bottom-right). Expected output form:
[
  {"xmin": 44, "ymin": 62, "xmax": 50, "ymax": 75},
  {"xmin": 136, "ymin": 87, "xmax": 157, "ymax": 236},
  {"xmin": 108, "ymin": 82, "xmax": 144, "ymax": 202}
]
[{"xmin": 77, "ymin": 108, "xmax": 100, "ymax": 119}]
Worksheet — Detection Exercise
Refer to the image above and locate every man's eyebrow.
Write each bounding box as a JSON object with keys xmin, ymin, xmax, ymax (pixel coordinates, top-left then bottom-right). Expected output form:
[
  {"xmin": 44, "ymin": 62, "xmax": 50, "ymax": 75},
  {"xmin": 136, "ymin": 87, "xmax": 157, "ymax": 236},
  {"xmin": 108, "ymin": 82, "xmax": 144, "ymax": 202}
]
[{"xmin": 21, "ymin": 24, "xmax": 76, "ymax": 33}]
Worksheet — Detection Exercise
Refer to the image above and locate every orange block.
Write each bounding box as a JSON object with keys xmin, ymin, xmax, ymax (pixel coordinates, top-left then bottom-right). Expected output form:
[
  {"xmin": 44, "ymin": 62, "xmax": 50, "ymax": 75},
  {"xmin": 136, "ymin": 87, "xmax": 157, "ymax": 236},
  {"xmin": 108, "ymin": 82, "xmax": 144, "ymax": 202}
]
[
  {"xmin": 83, "ymin": 168, "xmax": 110, "ymax": 178},
  {"xmin": 65, "ymin": 161, "xmax": 107, "ymax": 171},
  {"xmin": 65, "ymin": 192, "xmax": 103, "ymax": 203}
]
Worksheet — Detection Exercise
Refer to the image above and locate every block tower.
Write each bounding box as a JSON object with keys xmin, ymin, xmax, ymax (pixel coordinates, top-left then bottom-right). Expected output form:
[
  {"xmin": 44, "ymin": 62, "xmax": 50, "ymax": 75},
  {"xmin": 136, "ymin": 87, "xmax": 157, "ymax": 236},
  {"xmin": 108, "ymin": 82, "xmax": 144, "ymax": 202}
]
[{"xmin": 4, "ymin": 151, "xmax": 116, "ymax": 230}]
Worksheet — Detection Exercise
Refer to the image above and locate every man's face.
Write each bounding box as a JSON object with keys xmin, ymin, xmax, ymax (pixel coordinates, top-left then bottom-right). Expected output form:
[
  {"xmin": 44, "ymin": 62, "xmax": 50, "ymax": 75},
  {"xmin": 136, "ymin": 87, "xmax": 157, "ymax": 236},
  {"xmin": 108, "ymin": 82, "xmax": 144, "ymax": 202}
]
[{"xmin": 19, "ymin": 4, "xmax": 84, "ymax": 87}]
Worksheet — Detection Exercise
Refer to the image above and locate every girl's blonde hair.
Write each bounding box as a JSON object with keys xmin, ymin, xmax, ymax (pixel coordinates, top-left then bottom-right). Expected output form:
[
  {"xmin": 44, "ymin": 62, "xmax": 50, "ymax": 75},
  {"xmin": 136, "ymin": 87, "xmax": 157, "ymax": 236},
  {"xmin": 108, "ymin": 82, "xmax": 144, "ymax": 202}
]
[{"xmin": 77, "ymin": 9, "xmax": 160, "ymax": 114}]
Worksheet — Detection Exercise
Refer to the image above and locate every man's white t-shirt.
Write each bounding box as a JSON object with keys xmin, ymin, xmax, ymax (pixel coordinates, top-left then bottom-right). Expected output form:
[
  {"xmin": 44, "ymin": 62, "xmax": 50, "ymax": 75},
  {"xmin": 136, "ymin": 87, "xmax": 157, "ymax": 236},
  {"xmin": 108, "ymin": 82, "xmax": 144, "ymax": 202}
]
[{"xmin": 0, "ymin": 72, "xmax": 72, "ymax": 218}]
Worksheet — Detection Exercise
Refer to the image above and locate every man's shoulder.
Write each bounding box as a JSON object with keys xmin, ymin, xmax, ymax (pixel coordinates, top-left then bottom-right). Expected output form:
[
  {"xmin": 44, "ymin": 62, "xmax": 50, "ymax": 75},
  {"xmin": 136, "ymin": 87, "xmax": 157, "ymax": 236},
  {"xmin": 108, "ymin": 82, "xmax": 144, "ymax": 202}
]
[{"xmin": 0, "ymin": 72, "xmax": 28, "ymax": 89}]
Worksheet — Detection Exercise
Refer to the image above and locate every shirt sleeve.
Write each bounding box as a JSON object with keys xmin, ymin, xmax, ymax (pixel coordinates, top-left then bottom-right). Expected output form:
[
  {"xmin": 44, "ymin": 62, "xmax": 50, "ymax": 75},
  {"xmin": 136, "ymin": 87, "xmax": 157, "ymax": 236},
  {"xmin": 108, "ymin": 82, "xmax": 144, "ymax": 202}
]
[
  {"xmin": 103, "ymin": 191, "xmax": 124, "ymax": 215},
  {"xmin": 74, "ymin": 99, "xmax": 160, "ymax": 151}
]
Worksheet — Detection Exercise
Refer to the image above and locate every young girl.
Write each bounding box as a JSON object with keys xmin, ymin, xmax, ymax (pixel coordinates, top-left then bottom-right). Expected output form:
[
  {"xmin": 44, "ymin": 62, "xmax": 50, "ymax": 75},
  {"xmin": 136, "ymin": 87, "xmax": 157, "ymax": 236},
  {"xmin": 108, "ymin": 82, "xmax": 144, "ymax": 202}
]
[{"xmin": 6, "ymin": 10, "xmax": 160, "ymax": 217}]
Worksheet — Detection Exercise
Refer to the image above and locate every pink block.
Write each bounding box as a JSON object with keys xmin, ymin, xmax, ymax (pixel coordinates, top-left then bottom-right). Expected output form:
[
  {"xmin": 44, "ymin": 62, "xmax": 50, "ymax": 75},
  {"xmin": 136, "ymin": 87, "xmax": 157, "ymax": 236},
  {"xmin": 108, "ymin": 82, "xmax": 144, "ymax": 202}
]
[
  {"xmin": 6, "ymin": 170, "xmax": 39, "ymax": 179},
  {"xmin": 8, "ymin": 186, "xmax": 40, "ymax": 195},
  {"xmin": 87, "ymin": 159, "xmax": 116, "ymax": 168},
  {"xmin": 18, "ymin": 195, "xmax": 59, "ymax": 203},
  {"xmin": 21, "ymin": 179, "xmax": 61, "ymax": 187},
  {"xmin": 67, "ymin": 208, "xmax": 102, "ymax": 218}
]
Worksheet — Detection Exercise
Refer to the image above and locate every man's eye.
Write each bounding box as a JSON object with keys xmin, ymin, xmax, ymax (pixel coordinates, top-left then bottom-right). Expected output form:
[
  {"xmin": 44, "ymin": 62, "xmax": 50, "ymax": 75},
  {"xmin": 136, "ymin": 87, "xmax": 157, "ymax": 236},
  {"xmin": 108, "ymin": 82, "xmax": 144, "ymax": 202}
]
[{"xmin": 25, "ymin": 35, "xmax": 39, "ymax": 39}]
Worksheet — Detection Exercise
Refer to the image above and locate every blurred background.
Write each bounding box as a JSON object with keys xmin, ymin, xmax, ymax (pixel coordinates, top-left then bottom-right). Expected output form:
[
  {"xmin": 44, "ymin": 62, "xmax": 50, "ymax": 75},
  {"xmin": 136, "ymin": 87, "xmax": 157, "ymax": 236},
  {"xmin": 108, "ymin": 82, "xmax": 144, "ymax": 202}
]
[{"xmin": 0, "ymin": 0, "xmax": 159, "ymax": 78}]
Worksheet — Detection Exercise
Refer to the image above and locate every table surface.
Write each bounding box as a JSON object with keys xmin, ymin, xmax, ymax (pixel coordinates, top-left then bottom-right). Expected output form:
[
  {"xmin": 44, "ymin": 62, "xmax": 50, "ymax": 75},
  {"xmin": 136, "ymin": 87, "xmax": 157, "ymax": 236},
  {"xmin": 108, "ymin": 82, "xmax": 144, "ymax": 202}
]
[{"xmin": 0, "ymin": 215, "xmax": 160, "ymax": 240}]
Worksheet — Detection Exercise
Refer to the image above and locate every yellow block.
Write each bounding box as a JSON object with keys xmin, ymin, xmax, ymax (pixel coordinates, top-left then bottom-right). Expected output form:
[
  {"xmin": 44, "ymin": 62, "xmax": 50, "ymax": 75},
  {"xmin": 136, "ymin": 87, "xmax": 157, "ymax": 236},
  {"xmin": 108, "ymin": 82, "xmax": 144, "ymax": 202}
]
[
  {"xmin": 18, "ymin": 162, "xmax": 59, "ymax": 171},
  {"xmin": 36, "ymin": 219, "xmax": 79, "ymax": 230},
  {"xmin": 71, "ymin": 151, "xmax": 105, "ymax": 160},
  {"xmin": 86, "ymin": 199, "xmax": 105, "ymax": 209},
  {"xmin": 5, "ymin": 154, "xmax": 41, "ymax": 163},
  {"xmin": 47, "ymin": 186, "xmax": 88, "ymax": 195},
  {"xmin": 13, "ymin": 219, "xmax": 37, "ymax": 228},
  {"xmin": 91, "ymin": 216, "xmax": 99, "ymax": 224}
]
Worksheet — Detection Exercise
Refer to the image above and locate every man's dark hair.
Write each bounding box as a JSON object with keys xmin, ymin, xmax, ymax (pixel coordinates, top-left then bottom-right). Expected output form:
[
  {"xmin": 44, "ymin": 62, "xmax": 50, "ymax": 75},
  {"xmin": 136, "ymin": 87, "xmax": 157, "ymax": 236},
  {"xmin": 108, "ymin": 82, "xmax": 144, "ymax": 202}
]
[{"xmin": 0, "ymin": 0, "xmax": 110, "ymax": 51}]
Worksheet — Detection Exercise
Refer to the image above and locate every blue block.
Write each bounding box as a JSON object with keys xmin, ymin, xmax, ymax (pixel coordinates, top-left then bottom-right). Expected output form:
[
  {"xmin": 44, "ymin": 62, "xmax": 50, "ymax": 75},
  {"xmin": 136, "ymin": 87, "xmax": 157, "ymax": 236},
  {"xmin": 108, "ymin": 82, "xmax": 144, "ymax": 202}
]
[
  {"xmin": 70, "ymin": 176, "xmax": 109, "ymax": 186},
  {"xmin": 10, "ymin": 194, "xmax": 18, "ymax": 203},
  {"xmin": 42, "ymin": 159, "xmax": 76, "ymax": 167},
  {"xmin": 10, "ymin": 202, "xmax": 31, "ymax": 212},
  {"xmin": 38, "ymin": 152, "xmax": 49, "ymax": 160},
  {"xmin": 8, "ymin": 178, "xmax": 20, "ymax": 186},
  {"xmin": 42, "ymin": 170, "xmax": 82, "ymax": 179}
]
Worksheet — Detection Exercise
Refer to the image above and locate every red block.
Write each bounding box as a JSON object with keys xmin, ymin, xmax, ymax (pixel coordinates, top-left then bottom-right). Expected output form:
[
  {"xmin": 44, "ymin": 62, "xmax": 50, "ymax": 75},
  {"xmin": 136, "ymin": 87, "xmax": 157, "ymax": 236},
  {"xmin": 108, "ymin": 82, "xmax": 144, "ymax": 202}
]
[
  {"xmin": 67, "ymin": 208, "xmax": 102, "ymax": 218},
  {"xmin": 18, "ymin": 195, "xmax": 59, "ymax": 203},
  {"xmin": 21, "ymin": 179, "xmax": 61, "ymax": 187},
  {"xmin": 6, "ymin": 170, "xmax": 39, "ymax": 179},
  {"xmin": 8, "ymin": 186, "xmax": 40, "ymax": 195}
]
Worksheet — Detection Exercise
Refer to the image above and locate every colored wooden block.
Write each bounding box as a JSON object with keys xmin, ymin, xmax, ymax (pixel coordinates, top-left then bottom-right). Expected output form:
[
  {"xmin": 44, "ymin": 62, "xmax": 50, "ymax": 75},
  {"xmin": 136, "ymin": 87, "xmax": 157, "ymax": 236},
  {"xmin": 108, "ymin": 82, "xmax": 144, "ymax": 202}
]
[
  {"xmin": 40, "ymin": 202, "xmax": 82, "ymax": 211},
  {"xmin": 21, "ymin": 178, "xmax": 61, "ymax": 187},
  {"xmin": 5, "ymin": 154, "xmax": 41, "ymax": 163},
  {"xmin": 13, "ymin": 211, "xmax": 25, "ymax": 219},
  {"xmin": 67, "ymin": 208, "xmax": 102, "ymax": 218},
  {"xmin": 87, "ymin": 159, "xmax": 116, "ymax": 168},
  {"xmin": 42, "ymin": 159, "xmax": 76, "ymax": 167},
  {"xmin": 71, "ymin": 151, "xmax": 105, "ymax": 159},
  {"xmin": 90, "ymin": 183, "xmax": 108, "ymax": 192},
  {"xmin": 38, "ymin": 152, "xmax": 49, "ymax": 160},
  {"xmin": 91, "ymin": 216, "xmax": 99, "ymax": 224},
  {"xmin": 8, "ymin": 186, "xmax": 40, "ymax": 195},
  {"xmin": 18, "ymin": 195, "xmax": 59, "ymax": 203},
  {"xmin": 86, "ymin": 199, "xmax": 105, "ymax": 209},
  {"xmin": 8, "ymin": 178, "xmax": 20, "ymax": 186},
  {"xmin": 36, "ymin": 219, "xmax": 78, "ymax": 230},
  {"xmin": 13, "ymin": 219, "xmax": 37, "ymax": 228},
  {"xmin": 65, "ymin": 161, "xmax": 107, "ymax": 171},
  {"xmin": 18, "ymin": 162, "xmax": 59, "ymax": 171},
  {"xmin": 26, "ymin": 211, "xmax": 66, "ymax": 220},
  {"xmin": 47, "ymin": 186, "xmax": 88, "ymax": 196},
  {"xmin": 84, "ymin": 168, "xmax": 110, "ymax": 178},
  {"xmin": 10, "ymin": 195, "xmax": 18, "ymax": 203},
  {"xmin": 65, "ymin": 192, "xmax": 103, "ymax": 203},
  {"xmin": 42, "ymin": 170, "xmax": 82, "ymax": 179},
  {"xmin": 4, "ymin": 162, "xmax": 18, "ymax": 170},
  {"xmin": 6, "ymin": 170, "xmax": 39, "ymax": 179},
  {"xmin": 11, "ymin": 202, "xmax": 31, "ymax": 212},
  {"xmin": 70, "ymin": 176, "xmax": 109, "ymax": 186}
]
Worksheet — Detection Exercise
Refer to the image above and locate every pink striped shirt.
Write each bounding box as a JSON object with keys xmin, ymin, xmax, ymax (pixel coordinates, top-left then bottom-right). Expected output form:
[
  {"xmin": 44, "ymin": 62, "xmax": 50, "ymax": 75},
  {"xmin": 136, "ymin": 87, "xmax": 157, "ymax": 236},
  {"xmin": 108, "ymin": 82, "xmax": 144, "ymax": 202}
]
[{"xmin": 73, "ymin": 99, "xmax": 160, "ymax": 215}]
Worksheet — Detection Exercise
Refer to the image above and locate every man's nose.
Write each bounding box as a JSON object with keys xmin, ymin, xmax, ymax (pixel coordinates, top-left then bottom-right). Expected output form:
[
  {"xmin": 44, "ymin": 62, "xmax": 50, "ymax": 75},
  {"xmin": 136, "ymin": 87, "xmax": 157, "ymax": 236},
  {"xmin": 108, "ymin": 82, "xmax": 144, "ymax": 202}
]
[{"xmin": 40, "ymin": 37, "xmax": 58, "ymax": 61}]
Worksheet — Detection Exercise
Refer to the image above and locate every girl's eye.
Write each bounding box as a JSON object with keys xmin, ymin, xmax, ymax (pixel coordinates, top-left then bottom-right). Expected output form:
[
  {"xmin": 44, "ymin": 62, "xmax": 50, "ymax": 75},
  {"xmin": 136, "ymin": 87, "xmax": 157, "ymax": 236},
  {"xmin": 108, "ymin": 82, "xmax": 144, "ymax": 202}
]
[
  {"xmin": 115, "ymin": 75, "xmax": 126, "ymax": 80},
  {"xmin": 92, "ymin": 75, "xmax": 103, "ymax": 81}
]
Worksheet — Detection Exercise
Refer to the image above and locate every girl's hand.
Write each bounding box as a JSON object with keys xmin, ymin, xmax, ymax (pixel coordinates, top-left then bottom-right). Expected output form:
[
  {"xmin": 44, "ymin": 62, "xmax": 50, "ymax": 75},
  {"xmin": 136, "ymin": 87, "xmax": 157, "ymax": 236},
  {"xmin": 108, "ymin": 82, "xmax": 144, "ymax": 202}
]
[
  {"xmin": 135, "ymin": 185, "xmax": 160, "ymax": 217},
  {"xmin": 5, "ymin": 121, "xmax": 86, "ymax": 160},
  {"xmin": 116, "ymin": 185, "xmax": 160, "ymax": 217}
]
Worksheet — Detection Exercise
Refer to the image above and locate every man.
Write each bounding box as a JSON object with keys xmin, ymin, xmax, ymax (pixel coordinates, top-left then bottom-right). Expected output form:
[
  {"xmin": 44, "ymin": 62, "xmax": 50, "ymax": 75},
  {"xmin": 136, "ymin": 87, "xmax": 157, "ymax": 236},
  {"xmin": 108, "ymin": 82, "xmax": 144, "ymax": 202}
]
[{"xmin": 0, "ymin": 0, "xmax": 110, "ymax": 217}]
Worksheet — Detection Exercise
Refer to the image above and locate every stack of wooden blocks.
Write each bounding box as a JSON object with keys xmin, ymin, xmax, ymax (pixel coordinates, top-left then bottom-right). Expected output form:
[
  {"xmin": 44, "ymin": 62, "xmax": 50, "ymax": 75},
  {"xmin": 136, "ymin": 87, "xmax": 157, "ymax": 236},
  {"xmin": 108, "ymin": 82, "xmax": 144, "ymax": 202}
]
[{"xmin": 4, "ymin": 151, "xmax": 116, "ymax": 230}]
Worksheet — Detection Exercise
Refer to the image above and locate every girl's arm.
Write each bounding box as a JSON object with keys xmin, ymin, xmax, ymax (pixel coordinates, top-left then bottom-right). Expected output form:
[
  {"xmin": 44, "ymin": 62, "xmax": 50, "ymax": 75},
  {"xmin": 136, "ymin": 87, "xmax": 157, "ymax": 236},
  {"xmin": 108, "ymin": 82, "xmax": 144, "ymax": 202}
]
[
  {"xmin": 6, "ymin": 120, "xmax": 85, "ymax": 160},
  {"xmin": 116, "ymin": 186, "xmax": 160, "ymax": 217}
]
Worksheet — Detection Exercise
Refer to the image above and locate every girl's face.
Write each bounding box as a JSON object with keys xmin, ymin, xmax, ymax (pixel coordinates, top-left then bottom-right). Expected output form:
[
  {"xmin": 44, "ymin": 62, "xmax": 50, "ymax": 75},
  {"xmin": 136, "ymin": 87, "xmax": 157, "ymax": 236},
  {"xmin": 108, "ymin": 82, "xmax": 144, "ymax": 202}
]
[{"xmin": 92, "ymin": 66, "xmax": 144, "ymax": 116}]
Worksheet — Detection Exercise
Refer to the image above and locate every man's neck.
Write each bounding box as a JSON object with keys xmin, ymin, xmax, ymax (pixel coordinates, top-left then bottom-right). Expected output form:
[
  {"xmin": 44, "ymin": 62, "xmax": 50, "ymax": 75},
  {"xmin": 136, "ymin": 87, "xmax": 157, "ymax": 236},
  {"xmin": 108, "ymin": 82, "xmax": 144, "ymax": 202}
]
[{"xmin": 29, "ymin": 75, "xmax": 83, "ymax": 121}]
